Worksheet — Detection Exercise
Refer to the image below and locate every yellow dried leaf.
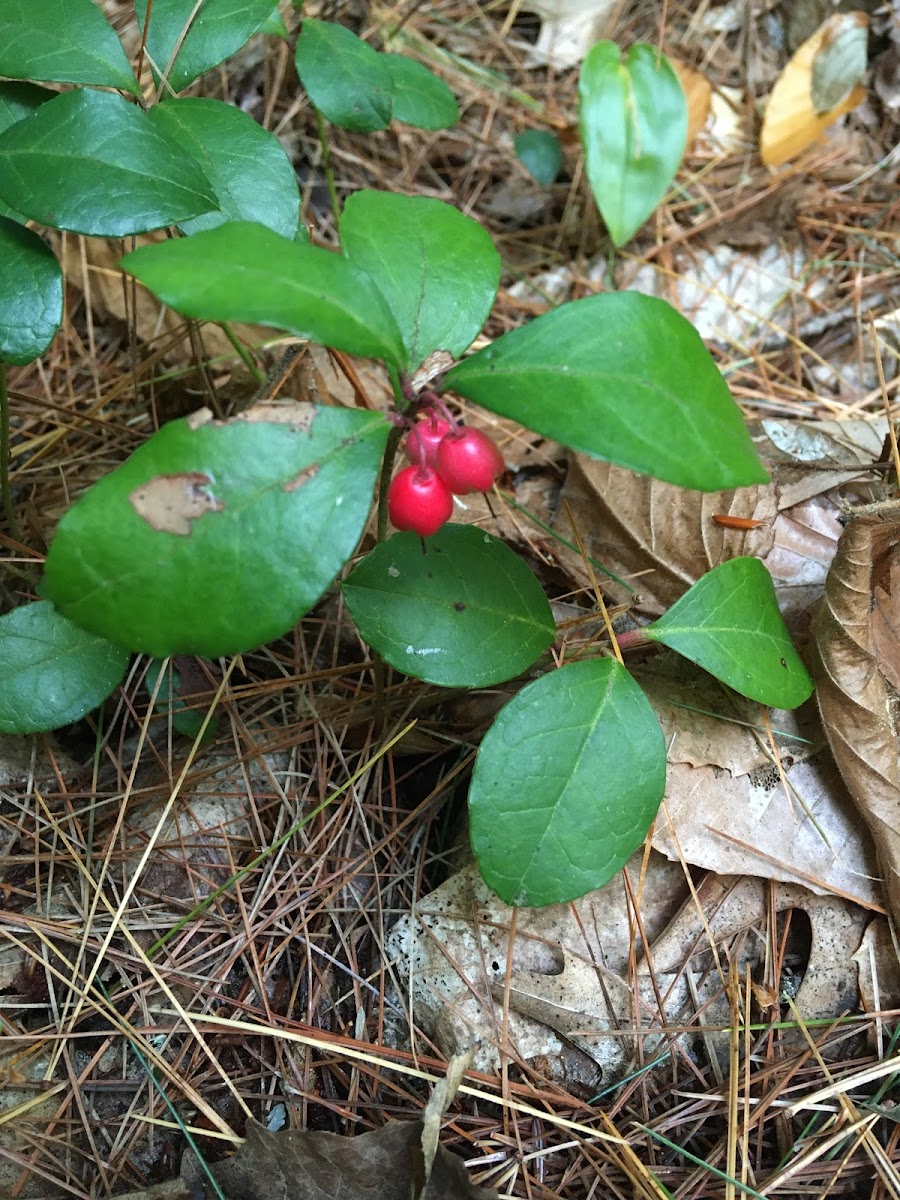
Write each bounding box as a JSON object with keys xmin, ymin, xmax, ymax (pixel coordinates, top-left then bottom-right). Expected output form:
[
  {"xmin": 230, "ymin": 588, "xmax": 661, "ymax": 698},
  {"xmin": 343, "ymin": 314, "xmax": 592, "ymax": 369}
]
[{"xmin": 760, "ymin": 12, "xmax": 868, "ymax": 168}]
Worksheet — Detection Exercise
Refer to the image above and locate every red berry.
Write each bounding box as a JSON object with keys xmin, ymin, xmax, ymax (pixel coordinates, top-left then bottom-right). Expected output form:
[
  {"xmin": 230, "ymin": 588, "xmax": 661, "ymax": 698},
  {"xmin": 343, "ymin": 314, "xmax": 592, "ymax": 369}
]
[
  {"xmin": 388, "ymin": 465, "xmax": 453, "ymax": 537},
  {"xmin": 435, "ymin": 428, "xmax": 504, "ymax": 495},
  {"xmin": 404, "ymin": 413, "xmax": 452, "ymax": 468}
]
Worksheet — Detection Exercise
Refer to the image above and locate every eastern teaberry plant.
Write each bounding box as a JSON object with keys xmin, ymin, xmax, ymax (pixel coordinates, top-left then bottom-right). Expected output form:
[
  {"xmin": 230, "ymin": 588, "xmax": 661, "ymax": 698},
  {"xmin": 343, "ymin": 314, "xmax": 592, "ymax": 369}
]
[{"xmin": 0, "ymin": 2, "xmax": 814, "ymax": 907}]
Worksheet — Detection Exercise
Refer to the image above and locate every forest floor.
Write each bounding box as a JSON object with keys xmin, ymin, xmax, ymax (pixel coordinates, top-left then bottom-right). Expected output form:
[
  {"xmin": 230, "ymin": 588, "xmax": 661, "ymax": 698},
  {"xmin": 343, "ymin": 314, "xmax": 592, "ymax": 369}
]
[{"xmin": 2, "ymin": 1, "xmax": 900, "ymax": 1197}]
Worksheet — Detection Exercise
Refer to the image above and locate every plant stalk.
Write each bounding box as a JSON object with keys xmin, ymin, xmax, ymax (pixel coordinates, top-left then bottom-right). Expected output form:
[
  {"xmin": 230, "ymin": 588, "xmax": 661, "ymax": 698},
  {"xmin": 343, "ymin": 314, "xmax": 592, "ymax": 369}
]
[
  {"xmin": 315, "ymin": 106, "xmax": 341, "ymax": 239},
  {"xmin": 0, "ymin": 361, "xmax": 22, "ymax": 542},
  {"xmin": 219, "ymin": 322, "xmax": 264, "ymax": 384}
]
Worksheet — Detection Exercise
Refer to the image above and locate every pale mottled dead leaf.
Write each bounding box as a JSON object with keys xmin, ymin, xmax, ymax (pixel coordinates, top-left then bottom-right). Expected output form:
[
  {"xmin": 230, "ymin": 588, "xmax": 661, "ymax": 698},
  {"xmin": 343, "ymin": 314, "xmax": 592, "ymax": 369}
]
[
  {"xmin": 391, "ymin": 854, "xmax": 871, "ymax": 1085},
  {"xmin": 812, "ymin": 500, "xmax": 900, "ymax": 927},
  {"xmin": 634, "ymin": 656, "xmax": 880, "ymax": 906},
  {"xmin": 853, "ymin": 918, "xmax": 900, "ymax": 1012},
  {"xmin": 516, "ymin": 0, "xmax": 617, "ymax": 68}
]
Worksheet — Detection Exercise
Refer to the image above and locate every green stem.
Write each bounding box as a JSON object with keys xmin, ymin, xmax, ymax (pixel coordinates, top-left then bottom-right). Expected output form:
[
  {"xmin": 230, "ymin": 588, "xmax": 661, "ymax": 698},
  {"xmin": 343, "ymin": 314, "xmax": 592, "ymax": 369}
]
[
  {"xmin": 315, "ymin": 106, "xmax": 341, "ymax": 239},
  {"xmin": 376, "ymin": 424, "xmax": 404, "ymax": 544},
  {"xmin": 218, "ymin": 322, "xmax": 264, "ymax": 385},
  {"xmin": 0, "ymin": 362, "xmax": 21, "ymax": 542}
]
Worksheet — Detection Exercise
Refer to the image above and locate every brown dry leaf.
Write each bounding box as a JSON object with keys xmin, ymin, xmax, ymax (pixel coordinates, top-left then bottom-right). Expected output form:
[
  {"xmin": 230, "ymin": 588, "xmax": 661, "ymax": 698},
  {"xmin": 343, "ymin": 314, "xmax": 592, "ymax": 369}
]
[
  {"xmin": 812, "ymin": 500, "xmax": 900, "ymax": 927},
  {"xmin": 670, "ymin": 59, "xmax": 714, "ymax": 150},
  {"xmin": 181, "ymin": 1061, "xmax": 497, "ymax": 1199},
  {"xmin": 760, "ymin": 13, "xmax": 868, "ymax": 167},
  {"xmin": 555, "ymin": 456, "xmax": 776, "ymax": 617},
  {"xmin": 554, "ymin": 418, "xmax": 887, "ymax": 623},
  {"xmin": 872, "ymin": 540, "xmax": 900, "ymax": 689}
]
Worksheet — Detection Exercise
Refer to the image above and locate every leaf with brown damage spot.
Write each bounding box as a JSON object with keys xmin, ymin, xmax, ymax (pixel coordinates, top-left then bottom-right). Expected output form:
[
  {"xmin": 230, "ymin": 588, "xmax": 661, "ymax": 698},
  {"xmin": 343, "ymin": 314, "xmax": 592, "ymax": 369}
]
[
  {"xmin": 812, "ymin": 500, "xmax": 899, "ymax": 924},
  {"xmin": 129, "ymin": 472, "xmax": 224, "ymax": 536},
  {"xmin": 283, "ymin": 462, "xmax": 319, "ymax": 492}
]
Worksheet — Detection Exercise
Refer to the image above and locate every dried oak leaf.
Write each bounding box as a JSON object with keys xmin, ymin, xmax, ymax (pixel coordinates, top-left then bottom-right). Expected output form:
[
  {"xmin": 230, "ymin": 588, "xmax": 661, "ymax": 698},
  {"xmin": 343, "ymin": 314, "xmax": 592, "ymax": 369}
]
[{"xmin": 812, "ymin": 500, "xmax": 900, "ymax": 925}]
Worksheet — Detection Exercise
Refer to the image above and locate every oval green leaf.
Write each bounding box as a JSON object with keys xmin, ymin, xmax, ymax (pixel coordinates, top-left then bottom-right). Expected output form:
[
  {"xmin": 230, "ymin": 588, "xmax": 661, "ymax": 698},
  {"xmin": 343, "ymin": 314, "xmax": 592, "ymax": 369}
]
[
  {"xmin": 579, "ymin": 42, "xmax": 687, "ymax": 247},
  {"xmin": 341, "ymin": 524, "xmax": 555, "ymax": 687},
  {"xmin": 0, "ymin": 89, "xmax": 217, "ymax": 236},
  {"xmin": 0, "ymin": 0, "xmax": 139, "ymax": 94},
  {"xmin": 0, "ymin": 81, "xmax": 56, "ymax": 132},
  {"xmin": 295, "ymin": 19, "xmax": 392, "ymax": 132},
  {"xmin": 0, "ymin": 82, "xmax": 56, "ymax": 221},
  {"xmin": 122, "ymin": 221, "xmax": 406, "ymax": 368},
  {"xmin": 445, "ymin": 292, "xmax": 768, "ymax": 491},
  {"xmin": 645, "ymin": 557, "xmax": 815, "ymax": 708},
  {"xmin": 43, "ymin": 404, "xmax": 389, "ymax": 658},
  {"xmin": 515, "ymin": 129, "xmax": 563, "ymax": 186},
  {"xmin": 469, "ymin": 657, "xmax": 666, "ymax": 907},
  {"xmin": 148, "ymin": 98, "xmax": 299, "ymax": 238},
  {"xmin": 0, "ymin": 602, "xmax": 129, "ymax": 735},
  {"xmin": 383, "ymin": 54, "xmax": 459, "ymax": 130},
  {"xmin": 0, "ymin": 216, "xmax": 63, "ymax": 364},
  {"xmin": 341, "ymin": 190, "xmax": 499, "ymax": 370},
  {"xmin": 136, "ymin": 0, "xmax": 277, "ymax": 93}
]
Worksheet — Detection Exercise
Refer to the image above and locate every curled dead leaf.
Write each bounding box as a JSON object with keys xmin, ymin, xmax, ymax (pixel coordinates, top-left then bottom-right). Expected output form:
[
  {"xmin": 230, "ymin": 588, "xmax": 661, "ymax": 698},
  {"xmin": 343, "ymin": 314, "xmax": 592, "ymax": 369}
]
[
  {"xmin": 812, "ymin": 500, "xmax": 900, "ymax": 925},
  {"xmin": 760, "ymin": 12, "xmax": 868, "ymax": 167}
]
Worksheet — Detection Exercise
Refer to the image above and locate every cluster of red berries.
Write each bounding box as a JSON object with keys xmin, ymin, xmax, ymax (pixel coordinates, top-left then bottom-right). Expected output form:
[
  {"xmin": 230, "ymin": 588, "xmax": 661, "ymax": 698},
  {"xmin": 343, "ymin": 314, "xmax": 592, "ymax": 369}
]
[{"xmin": 388, "ymin": 410, "xmax": 504, "ymax": 537}]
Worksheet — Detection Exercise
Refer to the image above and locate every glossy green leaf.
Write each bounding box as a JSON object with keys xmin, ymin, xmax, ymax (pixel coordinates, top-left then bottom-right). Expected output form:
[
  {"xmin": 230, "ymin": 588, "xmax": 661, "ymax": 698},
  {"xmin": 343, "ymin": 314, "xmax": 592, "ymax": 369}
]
[
  {"xmin": 145, "ymin": 659, "xmax": 218, "ymax": 743},
  {"xmin": 383, "ymin": 54, "xmax": 459, "ymax": 130},
  {"xmin": 445, "ymin": 292, "xmax": 768, "ymax": 491},
  {"xmin": 0, "ymin": 217, "xmax": 64, "ymax": 364},
  {"xmin": 136, "ymin": 0, "xmax": 277, "ymax": 93},
  {"xmin": 0, "ymin": 0, "xmax": 139, "ymax": 94},
  {"xmin": 0, "ymin": 83, "xmax": 56, "ymax": 221},
  {"xmin": 646, "ymin": 557, "xmax": 814, "ymax": 708},
  {"xmin": 122, "ymin": 221, "xmax": 406, "ymax": 368},
  {"xmin": 579, "ymin": 42, "xmax": 687, "ymax": 246},
  {"xmin": 0, "ymin": 89, "xmax": 217, "ymax": 236},
  {"xmin": 341, "ymin": 191, "xmax": 499, "ymax": 370},
  {"xmin": 342, "ymin": 524, "xmax": 555, "ymax": 687},
  {"xmin": 0, "ymin": 81, "xmax": 56, "ymax": 132},
  {"xmin": 514, "ymin": 129, "xmax": 562, "ymax": 186},
  {"xmin": 43, "ymin": 404, "xmax": 389, "ymax": 658},
  {"xmin": 469, "ymin": 657, "xmax": 666, "ymax": 907},
  {"xmin": 148, "ymin": 98, "xmax": 299, "ymax": 238},
  {"xmin": 0, "ymin": 602, "xmax": 129, "ymax": 734},
  {"xmin": 295, "ymin": 19, "xmax": 392, "ymax": 132}
]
